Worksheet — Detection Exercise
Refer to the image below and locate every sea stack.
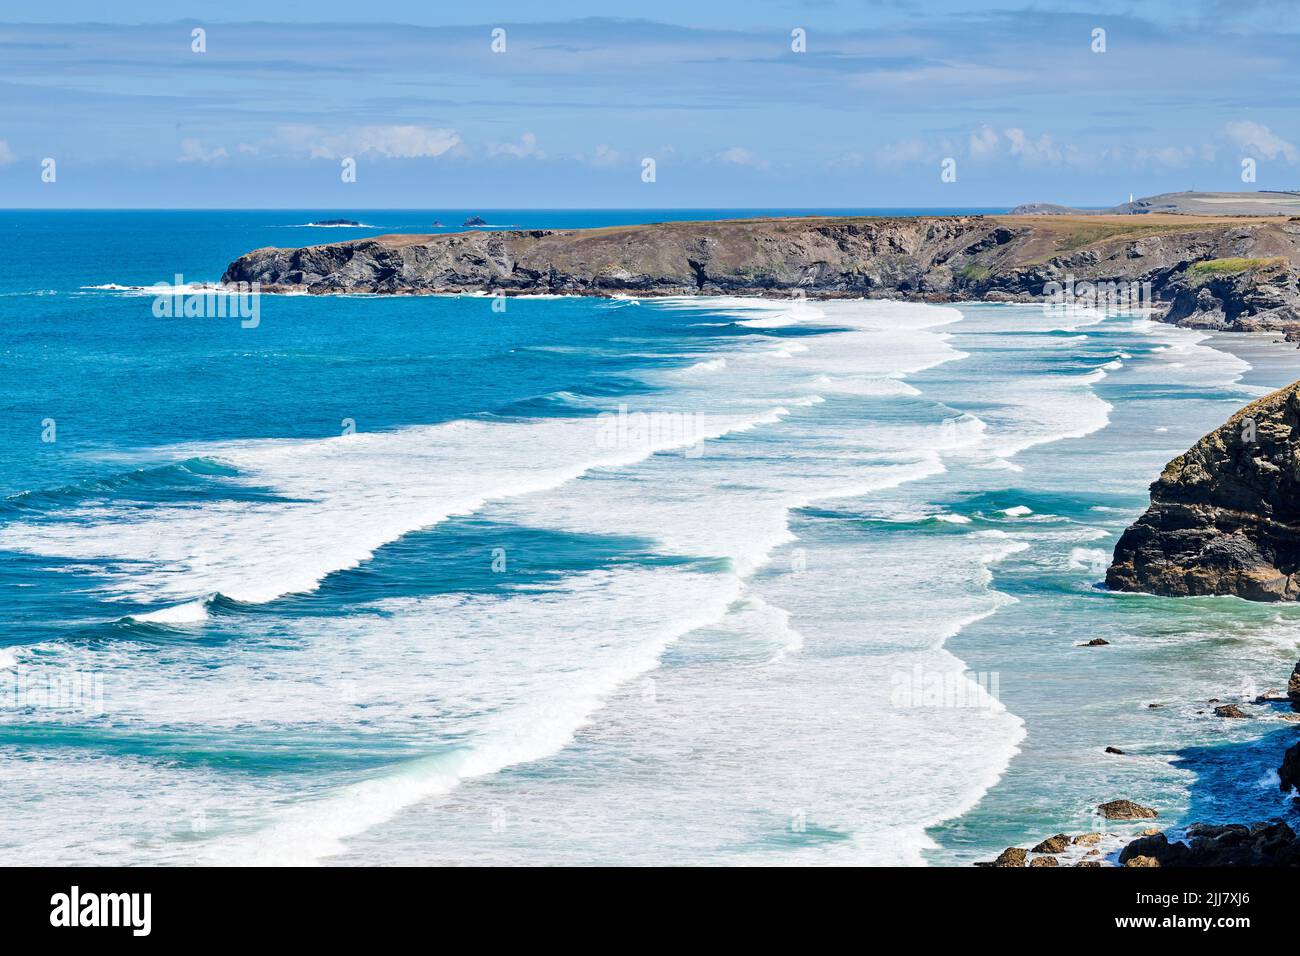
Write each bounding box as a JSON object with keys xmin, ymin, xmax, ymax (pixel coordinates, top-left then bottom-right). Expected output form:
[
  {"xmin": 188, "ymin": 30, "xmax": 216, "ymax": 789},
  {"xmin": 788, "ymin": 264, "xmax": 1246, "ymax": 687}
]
[{"xmin": 1107, "ymin": 381, "xmax": 1300, "ymax": 600}]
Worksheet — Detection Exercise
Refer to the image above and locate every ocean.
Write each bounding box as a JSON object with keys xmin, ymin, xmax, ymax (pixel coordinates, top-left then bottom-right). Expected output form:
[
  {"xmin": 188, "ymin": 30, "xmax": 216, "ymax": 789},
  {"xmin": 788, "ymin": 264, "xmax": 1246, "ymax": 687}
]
[{"xmin": 1, "ymin": 210, "xmax": 1297, "ymax": 866}]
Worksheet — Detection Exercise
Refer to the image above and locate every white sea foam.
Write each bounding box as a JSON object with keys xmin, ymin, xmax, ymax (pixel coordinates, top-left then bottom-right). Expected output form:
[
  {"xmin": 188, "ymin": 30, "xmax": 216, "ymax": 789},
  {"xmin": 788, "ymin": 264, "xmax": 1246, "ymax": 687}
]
[
  {"xmin": 2, "ymin": 296, "xmax": 1116, "ymax": 866},
  {"xmin": 330, "ymin": 520, "xmax": 1030, "ymax": 866},
  {"xmin": 0, "ymin": 408, "xmax": 790, "ymax": 609},
  {"xmin": 680, "ymin": 357, "xmax": 728, "ymax": 373},
  {"xmin": 376, "ymin": 297, "xmax": 1117, "ymax": 865},
  {"xmin": 128, "ymin": 598, "xmax": 211, "ymax": 625},
  {"xmin": 936, "ymin": 513, "xmax": 972, "ymax": 524}
]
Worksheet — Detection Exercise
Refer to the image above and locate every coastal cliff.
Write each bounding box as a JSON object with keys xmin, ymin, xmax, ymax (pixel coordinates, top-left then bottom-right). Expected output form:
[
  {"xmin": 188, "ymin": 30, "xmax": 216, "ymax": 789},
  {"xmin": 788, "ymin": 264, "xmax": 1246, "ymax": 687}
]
[
  {"xmin": 223, "ymin": 214, "xmax": 1300, "ymax": 332},
  {"xmin": 1107, "ymin": 382, "xmax": 1300, "ymax": 600}
]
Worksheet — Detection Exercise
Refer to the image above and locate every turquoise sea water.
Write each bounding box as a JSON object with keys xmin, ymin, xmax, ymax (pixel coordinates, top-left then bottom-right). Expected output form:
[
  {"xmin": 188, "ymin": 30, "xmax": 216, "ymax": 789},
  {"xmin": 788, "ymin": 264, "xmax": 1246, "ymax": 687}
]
[{"xmin": 1, "ymin": 210, "xmax": 1297, "ymax": 865}]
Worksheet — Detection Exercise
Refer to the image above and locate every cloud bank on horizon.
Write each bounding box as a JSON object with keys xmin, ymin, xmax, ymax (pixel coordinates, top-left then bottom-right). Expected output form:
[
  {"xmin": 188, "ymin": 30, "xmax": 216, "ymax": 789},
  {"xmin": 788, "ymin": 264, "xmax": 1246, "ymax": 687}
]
[{"xmin": 1, "ymin": 0, "xmax": 1298, "ymax": 208}]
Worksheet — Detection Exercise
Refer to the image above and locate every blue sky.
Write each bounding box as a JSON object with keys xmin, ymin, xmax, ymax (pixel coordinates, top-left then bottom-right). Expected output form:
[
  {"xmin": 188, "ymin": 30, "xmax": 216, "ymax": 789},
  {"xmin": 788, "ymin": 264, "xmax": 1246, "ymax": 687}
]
[{"xmin": 1, "ymin": 1, "xmax": 1297, "ymax": 207}]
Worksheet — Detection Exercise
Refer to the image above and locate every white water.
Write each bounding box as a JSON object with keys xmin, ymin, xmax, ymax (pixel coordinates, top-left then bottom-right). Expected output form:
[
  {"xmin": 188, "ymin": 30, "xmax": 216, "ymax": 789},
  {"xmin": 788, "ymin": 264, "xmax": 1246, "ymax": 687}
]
[{"xmin": 1, "ymin": 297, "xmax": 1211, "ymax": 867}]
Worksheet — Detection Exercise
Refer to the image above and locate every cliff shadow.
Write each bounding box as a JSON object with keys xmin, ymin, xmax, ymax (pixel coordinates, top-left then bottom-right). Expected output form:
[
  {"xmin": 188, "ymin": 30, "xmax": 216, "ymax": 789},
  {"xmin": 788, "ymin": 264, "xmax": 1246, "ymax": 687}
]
[{"xmin": 1172, "ymin": 720, "xmax": 1300, "ymax": 829}]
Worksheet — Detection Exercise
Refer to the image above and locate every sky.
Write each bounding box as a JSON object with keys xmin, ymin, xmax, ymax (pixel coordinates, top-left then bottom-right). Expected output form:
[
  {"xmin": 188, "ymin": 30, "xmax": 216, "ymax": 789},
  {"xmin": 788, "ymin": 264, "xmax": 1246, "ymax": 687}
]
[{"xmin": 1, "ymin": 1, "xmax": 1298, "ymax": 208}]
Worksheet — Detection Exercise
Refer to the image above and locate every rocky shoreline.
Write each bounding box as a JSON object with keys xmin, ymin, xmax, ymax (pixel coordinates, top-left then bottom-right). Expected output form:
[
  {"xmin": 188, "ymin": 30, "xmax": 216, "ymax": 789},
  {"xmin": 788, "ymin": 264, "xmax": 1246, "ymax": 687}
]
[
  {"xmin": 221, "ymin": 213, "xmax": 1300, "ymax": 334},
  {"xmin": 978, "ymin": 667, "xmax": 1300, "ymax": 867}
]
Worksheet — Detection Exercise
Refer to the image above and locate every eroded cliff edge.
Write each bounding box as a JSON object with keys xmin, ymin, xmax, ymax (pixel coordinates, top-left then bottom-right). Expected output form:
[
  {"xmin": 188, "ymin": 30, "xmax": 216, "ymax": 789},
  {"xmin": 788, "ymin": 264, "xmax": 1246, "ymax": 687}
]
[
  {"xmin": 1107, "ymin": 382, "xmax": 1300, "ymax": 600},
  {"xmin": 222, "ymin": 214, "xmax": 1300, "ymax": 332}
]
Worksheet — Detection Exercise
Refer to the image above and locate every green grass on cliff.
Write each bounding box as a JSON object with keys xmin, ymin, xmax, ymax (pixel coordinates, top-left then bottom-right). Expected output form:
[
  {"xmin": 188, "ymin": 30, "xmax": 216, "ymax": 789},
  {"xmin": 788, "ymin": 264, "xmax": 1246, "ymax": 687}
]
[
  {"xmin": 1186, "ymin": 256, "xmax": 1286, "ymax": 276},
  {"xmin": 958, "ymin": 263, "xmax": 992, "ymax": 282},
  {"xmin": 1042, "ymin": 221, "xmax": 1209, "ymax": 254},
  {"xmin": 1006, "ymin": 216, "xmax": 1235, "ymax": 264}
]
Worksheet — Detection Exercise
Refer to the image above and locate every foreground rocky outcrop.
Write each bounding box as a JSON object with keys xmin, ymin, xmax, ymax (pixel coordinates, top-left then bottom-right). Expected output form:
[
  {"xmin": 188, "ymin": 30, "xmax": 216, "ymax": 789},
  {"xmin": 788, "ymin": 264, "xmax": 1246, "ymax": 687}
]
[
  {"xmin": 222, "ymin": 213, "xmax": 1300, "ymax": 332},
  {"xmin": 1119, "ymin": 822, "xmax": 1300, "ymax": 867},
  {"xmin": 1107, "ymin": 381, "xmax": 1300, "ymax": 600}
]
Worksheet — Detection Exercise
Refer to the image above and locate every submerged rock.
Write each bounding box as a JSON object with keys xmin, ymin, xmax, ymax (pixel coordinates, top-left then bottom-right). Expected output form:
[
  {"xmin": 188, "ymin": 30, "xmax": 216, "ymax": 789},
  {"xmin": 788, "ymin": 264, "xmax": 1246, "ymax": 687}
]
[
  {"xmin": 1107, "ymin": 382, "xmax": 1300, "ymax": 600},
  {"xmin": 1105, "ymin": 746, "xmax": 1126, "ymax": 755},
  {"xmin": 1079, "ymin": 638, "xmax": 1110, "ymax": 646}
]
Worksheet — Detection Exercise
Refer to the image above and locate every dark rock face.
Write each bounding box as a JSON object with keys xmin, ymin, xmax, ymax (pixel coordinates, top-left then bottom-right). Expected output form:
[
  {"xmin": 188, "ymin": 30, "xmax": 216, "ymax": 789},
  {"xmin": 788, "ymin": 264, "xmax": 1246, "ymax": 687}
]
[
  {"xmin": 1281, "ymin": 742, "xmax": 1300, "ymax": 795},
  {"xmin": 1119, "ymin": 823, "xmax": 1300, "ymax": 867},
  {"xmin": 1107, "ymin": 383, "xmax": 1300, "ymax": 600},
  {"xmin": 223, "ymin": 216, "xmax": 1006, "ymax": 297},
  {"xmin": 1164, "ymin": 262, "xmax": 1300, "ymax": 331},
  {"xmin": 1288, "ymin": 661, "xmax": 1300, "ymax": 706}
]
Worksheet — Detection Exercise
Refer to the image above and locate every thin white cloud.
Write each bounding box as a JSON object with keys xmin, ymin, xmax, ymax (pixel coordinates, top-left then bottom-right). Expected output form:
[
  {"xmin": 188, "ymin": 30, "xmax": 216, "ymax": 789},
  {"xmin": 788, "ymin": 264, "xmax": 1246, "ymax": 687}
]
[
  {"xmin": 489, "ymin": 132, "xmax": 544, "ymax": 159},
  {"xmin": 177, "ymin": 138, "xmax": 228, "ymax": 164},
  {"xmin": 710, "ymin": 146, "xmax": 769, "ymax": 169},
  {"xmin": 1224, "ymin": 120, "xmax": 1298, "ymax": 162},
  {"xmin": 0, "ymin": 140, "xmax": 14, "ymax": 165},
  {"xmin": 1135, "ymin": 145, "xmax": 1197, "ymax": 168},
  {"xmin": 587, "ymin": 144, "xmax": 625, "ymax": 167},
  {"xmin": 277, "ymin": 125, "xmax": 461, "ymax": 160},
  {"xmin": 852, "ymin": 63, "xmax": 1029, "ymax": 94},
  {"xmin": 1004, "ymin": 128, "xmax": 1061, "ymax": 165},
  {"xmin": 827, "ymin": 151, "xmax": 867, "ymax": 169},
  {"xmin": 874, "ymin": 138, "xmax": 930, "ymax": 165}
]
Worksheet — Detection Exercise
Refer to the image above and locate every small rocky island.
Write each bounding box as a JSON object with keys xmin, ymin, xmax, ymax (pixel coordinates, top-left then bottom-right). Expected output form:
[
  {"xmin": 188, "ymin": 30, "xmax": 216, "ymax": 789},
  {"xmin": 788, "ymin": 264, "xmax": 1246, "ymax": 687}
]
[{"xmin": 1107, "ymin": 382, "xmax": 1300, "ymax": 600}]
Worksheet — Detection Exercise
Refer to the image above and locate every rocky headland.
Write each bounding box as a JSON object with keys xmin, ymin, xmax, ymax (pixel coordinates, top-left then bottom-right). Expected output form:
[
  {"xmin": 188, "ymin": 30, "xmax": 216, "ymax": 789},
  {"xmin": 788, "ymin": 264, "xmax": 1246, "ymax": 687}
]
[
  {"xmin": 1106, "ymin": 381, "xmax": 1300, "ymax": 601},
  {"xmin": 222, "ymin": 212, "xmax": 1300, "ymax": 333}
]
